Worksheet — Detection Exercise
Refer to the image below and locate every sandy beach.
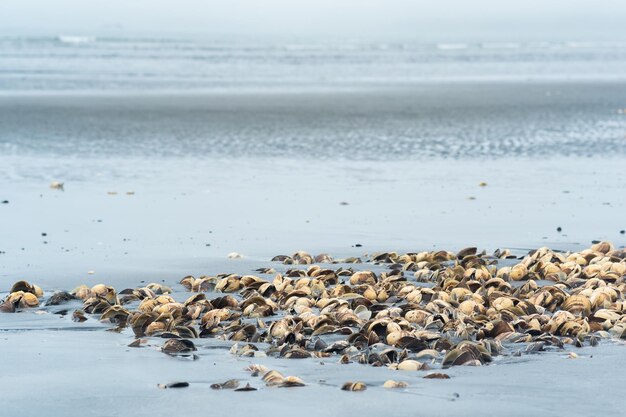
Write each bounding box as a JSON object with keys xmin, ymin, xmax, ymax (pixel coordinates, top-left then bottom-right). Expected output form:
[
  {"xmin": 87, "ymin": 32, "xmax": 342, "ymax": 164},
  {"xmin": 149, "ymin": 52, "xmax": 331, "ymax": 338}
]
[{"xmin": 1, "ymin": 78, "xmax": 626, "ymax": 416}]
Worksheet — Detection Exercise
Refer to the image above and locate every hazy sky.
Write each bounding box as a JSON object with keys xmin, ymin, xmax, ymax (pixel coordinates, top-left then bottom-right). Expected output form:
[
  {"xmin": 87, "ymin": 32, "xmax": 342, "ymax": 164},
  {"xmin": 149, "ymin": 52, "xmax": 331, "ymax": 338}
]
[{"xmin": 1, "ymin": 0, "xmax": 626, "ymax": 40}]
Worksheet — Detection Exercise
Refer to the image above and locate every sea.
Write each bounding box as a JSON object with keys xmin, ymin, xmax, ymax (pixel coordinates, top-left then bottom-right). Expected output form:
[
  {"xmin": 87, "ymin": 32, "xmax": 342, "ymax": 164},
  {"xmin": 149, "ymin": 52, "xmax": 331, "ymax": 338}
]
[{"xmin": 2, "ymin": 35, "xmax": 626, "ymax": 90}]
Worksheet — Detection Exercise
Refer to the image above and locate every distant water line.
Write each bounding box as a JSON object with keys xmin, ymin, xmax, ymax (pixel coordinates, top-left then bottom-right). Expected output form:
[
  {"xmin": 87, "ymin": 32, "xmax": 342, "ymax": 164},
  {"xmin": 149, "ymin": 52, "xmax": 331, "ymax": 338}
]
[{"xmin": 1, "ymin": 35, "xmax": 626, "ymax": 90}]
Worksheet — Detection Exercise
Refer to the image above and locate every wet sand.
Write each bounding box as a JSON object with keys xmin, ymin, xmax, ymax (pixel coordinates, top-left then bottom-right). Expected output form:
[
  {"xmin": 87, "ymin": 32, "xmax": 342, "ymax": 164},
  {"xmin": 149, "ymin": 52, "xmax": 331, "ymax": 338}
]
[
  {"xmin": 1, "ymin": 83, "xmax": 626, "ymax": 416},
  {"xmin": 1, "ymin": 157, "xmax": 625, "ymax": 287},
  {"xmin": 2, "ymin": 325, "xmax": 625, "ymax": 417}
]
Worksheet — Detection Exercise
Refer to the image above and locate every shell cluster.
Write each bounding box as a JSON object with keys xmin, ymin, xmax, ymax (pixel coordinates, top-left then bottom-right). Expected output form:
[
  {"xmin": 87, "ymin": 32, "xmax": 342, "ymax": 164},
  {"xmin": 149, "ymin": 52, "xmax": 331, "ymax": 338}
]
[{"xmin": 2, "ymin": 241, "xmax": 626, "ymax": 388}]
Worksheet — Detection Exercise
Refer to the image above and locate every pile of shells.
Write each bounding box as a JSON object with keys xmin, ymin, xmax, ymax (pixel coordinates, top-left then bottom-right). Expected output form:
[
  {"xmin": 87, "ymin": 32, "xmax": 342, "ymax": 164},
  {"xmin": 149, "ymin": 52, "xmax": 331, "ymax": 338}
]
[{"xmin": 2, "ymin": 241, "xmax": 626, "ymax": 381}]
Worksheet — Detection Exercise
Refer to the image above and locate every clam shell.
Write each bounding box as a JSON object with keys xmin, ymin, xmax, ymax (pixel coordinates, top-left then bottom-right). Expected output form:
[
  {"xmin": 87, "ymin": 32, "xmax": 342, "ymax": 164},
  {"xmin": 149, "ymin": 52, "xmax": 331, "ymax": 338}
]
[
  {"xmin": 383, "ymin": 380, "xmax": 408, "ymax": 388},
  {"xmin": 341, "ymin": 382, "xmax": 367, "ymax": 391}
]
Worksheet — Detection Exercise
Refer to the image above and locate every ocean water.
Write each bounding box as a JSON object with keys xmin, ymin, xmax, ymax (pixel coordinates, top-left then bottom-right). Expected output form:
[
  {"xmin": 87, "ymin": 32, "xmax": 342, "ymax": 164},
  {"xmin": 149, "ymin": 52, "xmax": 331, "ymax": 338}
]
[
  {"xmin": 1, "ymin": 35, "xmax": 626, "ymax": 90},
  {"xmin": 1, "ymin": 35, "xmax": 626, "ymax": 163}
]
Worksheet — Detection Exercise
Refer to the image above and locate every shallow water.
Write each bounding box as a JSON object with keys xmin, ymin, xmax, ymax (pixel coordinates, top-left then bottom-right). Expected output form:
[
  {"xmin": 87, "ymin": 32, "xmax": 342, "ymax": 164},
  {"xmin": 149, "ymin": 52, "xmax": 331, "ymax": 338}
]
[
  {"xmin": 2, "ymin": 35, "xmax": 626, "ymax": 90},
  {"xmin": 2, "ymin": 83, "xmax": 626, "ymax": 160}
]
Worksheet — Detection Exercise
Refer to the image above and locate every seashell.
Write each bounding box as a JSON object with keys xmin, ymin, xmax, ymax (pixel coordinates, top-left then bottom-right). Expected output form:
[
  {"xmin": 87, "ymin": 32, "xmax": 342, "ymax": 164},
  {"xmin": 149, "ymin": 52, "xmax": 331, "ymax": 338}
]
[
  {"xmin": 323, "ymin": 340, "xmax": 350, "ymax": 353},
  {"xmin": 339, "ymin": 354, "xmax": 352, "ymax": 364},
  {"xmin": 590, "ymin": 241, "xmax": 613, "ymax": 254},
  {"xmin": 162, "ymin": 338, "xmax": 196, "ymax": 355},
  {"xmin": 100, "ymin": 305, "xmax": 130, "ymax": 323},
  {"xmin": 245, "ymin": 364, "xmax": 270, "ymax": 376},
  {"xmin": 234, "ymin": 383, "xmax": 257, "ymax": 392},
  {"xmin": 314, "ymin": 253, "xmax": 334, "ymax": 263},
  {"xmin": 442, "ymin": 343, "xmax": 486, "ymax": 368},
  {"xmin": 349, "ymin": 271, "xmax": 377, "ymax": 285},
  {"xmin": 279, "ymin": 376, "xmax": 306, "ymax": 387},
  {"xmin": 10, "ymin": 281, "xmax": 43, "ymax": 297},
  {"xmin": 72, "ymin": 309, "xmax": 87, "ymax": 322},
  {"xmin": 1, "ymin": 296, "xmax": 17, "ymax": 313},
  {"xmin": 383, "ymin": 380, "xmax": 408, "ymax": 388},
  {"xmin": 45, "ymin": 291, "xmax": 77, "ymax": 306},
  {"xmin": 395, "ymin": 336, "xmax": 429, "ymax": 352},
  {"xmin": 457, "ymin": 247, "xmax": 478, "ymax": 259},
  {"xmin": 396, "ymin": 359, "xmax": 424, "ymax": 371},
  {"xmin": 215, "ymin": 276, "xmax": 241, "ymax": 293},
  {"xmin": 341, "ymin": 382, "xmax": 367, "ymax": 391},
  {"xmin": 282, "ymin": 348, "xmax": 312, "ymax": 359},
  {"xmin": 562, "ymin": 295, "xmax": 592, "ymax": 317},
  {"xmin": 292, "ymin": 251, "xmax": 314, "ymax": 264},
  {"xmin": 229, "ymin": 324, "xmax": 258, "ymax": 342},
  {"xmin": 491, "ymin": 297, "xmax": 515, "ymax": 311},
  {"xmin": 50, "ymin": 181, "xmax": 64, "ymax": 190},
  {"xmin": 157, "ymin": 382, "xmax": 189, "ymax": 389},
  {"xmin": 262, "ymin": 370, "xmax": 285, "ymax": 386},
  {"xmin": 415, "ymin": 349, "xmax": 440, "ymax": 360},
  {"xmin": 91, "ymin": 284, "xmax": 117, "ymax": 304},
  {"xmin": 405, "ymin": 309, "xmax": 430, "ymax": 325},
  {"xmin": 354, "ymin": 304, "xmax": 372, "ymax": 321},
  {"xmin": 5, "ymin": 291, "xmax": 40, "ymax": 309},
  {"xmin": 478, "ymin": 320, "xmax": 513, "ymax": 339},
  {"xmin": 127, "ymin": 339, "xmax": 146, "ymax": 348},
  {"xmin": 423, "ymin": 373, "xmax": 450, "ymax": 379},
  {"xmin": 211, "ymin": 295, "xmax": 239, "ymax": 309},
  {"xmin": 509, "ymin": 264, "xmax": 528, "ymax": 281},
  {"xmin": 524, "ymin": 341, "xmax": 545, "ymax": 353},
  {"xmin": 71, "ymin": 285, "xmax": 92, "ymax": 300},
  {"xmin": 211, "ymin": 379, "xmax": 240, "ymax": 390}
]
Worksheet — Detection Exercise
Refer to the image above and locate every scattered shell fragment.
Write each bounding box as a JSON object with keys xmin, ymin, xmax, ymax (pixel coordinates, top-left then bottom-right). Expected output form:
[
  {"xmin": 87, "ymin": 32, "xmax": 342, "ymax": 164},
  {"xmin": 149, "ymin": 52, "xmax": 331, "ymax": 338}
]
[
  {"xmin": 72, "ymin": 310, "xmax": 87, "ymax": 322},
  {"xmin": 424, "ymin": 373, "xmax": 450, "ymax": 379},
  {"xmin": 46, "ymin": 291, "xmax": 77, "ymax": 306},
  {"xmin": 234, "ymin": 383, "xmax": 257, "ymax": 392},
  {"xmin": 157, "ymin": 382, "xmax": 189, "ymax": 389},
  {"xmin": 211, "ymin": 379, "xmax": 240, "ymax": 390},
  {"xmin": 245, "ymin": 364, "xmax": 270, "ymax": 376},
  {"xmin": 162, "ymin": 339, "xmax": 196, "ymax": 355},
  {"xmin": 383, "ymin": 380, "xmax": 408, "ymax": 388},
  {"xmin": 341, "ymin": 382, "xmax": 367, "ymax": 391}
]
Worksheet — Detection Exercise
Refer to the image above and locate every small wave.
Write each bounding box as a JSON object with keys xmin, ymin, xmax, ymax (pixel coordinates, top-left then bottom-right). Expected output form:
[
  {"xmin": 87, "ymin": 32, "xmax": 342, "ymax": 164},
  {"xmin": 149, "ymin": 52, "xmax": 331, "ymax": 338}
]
[
  {"xmin": 57, "ymin": 35, "xmax": 96, "ymax": 45},
  {"xmin": 480, "ymin": 42, "xmax": 521, "ymax": 49},
  {"xmin": 281, "ymin": 43, "xmax": 360, "ymax": 51},
  {"xmin": 436, "ymin": 43, "xmax": 468, "ymax": 50},
  {"xmin": 564, "ymin": 41, "xmax": 594, "ymax": 48}
]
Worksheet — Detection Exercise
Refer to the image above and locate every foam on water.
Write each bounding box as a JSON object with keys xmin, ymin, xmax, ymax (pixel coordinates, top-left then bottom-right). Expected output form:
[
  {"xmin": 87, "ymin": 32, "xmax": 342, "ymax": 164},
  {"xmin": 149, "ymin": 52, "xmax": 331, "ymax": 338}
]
[{"xmin": 56, "ymin": 35, "xmax": 96, "ymax": 45}]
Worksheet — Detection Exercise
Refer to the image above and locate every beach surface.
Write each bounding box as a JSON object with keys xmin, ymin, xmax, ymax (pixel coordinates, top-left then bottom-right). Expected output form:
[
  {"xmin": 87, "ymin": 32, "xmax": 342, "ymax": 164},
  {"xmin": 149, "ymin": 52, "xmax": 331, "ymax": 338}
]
[{"xmin": 1, "ymin": 82, "xmax": 626, "ymax": 416}]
